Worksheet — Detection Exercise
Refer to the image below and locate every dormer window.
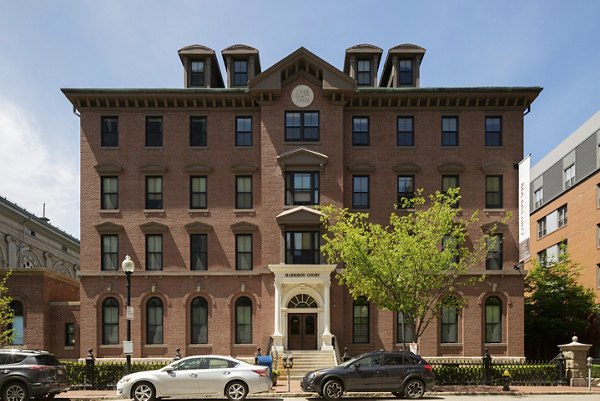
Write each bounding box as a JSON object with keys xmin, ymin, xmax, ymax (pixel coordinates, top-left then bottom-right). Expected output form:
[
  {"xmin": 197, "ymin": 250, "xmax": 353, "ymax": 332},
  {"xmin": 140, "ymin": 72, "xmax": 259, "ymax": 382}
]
[
  {"xmin": 189, "ymin": 60, "xmax": 205, "ymax": 87},
  {"xmin": 233, "ymin": 59, "xmax": 248, "ymax": 87},
  {"xmin": 356, "ymin": 59, "xmax": 371, "ymax": 86},
  {"xmin": 399, "ymin": 58, "xmax": 413, "ymax": 86}
]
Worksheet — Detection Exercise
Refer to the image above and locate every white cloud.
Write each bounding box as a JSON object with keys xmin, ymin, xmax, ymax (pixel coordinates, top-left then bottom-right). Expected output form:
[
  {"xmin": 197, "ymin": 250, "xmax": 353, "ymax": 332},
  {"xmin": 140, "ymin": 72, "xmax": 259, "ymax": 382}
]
[{"xmin": 0, "ymin": 98, "xmax": 79, "ymax": 239}]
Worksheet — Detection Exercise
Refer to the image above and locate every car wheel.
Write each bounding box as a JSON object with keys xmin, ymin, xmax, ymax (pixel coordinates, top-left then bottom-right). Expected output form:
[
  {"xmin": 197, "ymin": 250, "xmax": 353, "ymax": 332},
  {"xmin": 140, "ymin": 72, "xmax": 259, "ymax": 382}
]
[
  {"xmin": 225, "ymin": 381, "xmax": 248, "ymax": 401},
  {"xmin": 403, "ymin": 379, "xmax": 425, "ymax": 399},
  {"xmin": 322, "ymin": 379, "xmax": 344, "ymax": 401},
  {"xmin": 3, "ymin": 382, "xmax": 29, "ymax": 401},
  {"xmin": 132, "ymin": 382, "xmax": 156, "ymax": 401},
  {"xmin": 391, "ymin": 391, "xmax": 404, "ymax": 398}
]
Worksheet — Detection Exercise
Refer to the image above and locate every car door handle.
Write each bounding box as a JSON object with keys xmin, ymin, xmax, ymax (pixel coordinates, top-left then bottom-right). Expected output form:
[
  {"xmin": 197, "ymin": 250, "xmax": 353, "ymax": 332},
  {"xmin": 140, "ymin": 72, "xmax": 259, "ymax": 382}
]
[
  {"xmin": 190, "ymin": 374, "xmax": 198, "ymax": 378},
  {"xmin": 223, "ymin": 371, "xmax": 231, "ymax": 375}
]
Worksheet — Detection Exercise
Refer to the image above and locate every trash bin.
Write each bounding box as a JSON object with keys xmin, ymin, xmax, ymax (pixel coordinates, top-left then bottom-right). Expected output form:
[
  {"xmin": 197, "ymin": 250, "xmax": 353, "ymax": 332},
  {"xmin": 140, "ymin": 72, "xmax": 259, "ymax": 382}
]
[{"xmin": 256, "ymin": 355, "xmax": 273, "ymax": 379}]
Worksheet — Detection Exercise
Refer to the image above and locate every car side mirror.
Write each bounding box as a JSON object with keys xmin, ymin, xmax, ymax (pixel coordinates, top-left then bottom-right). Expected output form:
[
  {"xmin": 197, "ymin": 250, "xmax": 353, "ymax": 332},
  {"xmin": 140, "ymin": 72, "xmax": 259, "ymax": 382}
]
[
  {"xmin": 353, "ymin": 363, "xmax": 361, "ymax": 370},
  {"xmin": 163, "ymin": 366, "xmax": 174, "ymax": 373}
]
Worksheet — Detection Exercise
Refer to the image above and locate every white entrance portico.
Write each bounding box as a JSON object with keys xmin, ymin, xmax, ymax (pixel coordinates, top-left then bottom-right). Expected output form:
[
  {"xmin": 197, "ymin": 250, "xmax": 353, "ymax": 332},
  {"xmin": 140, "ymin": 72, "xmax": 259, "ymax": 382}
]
[{"xmin": 268, "ymin": 263, "xmax": 336, "ymax": 353}]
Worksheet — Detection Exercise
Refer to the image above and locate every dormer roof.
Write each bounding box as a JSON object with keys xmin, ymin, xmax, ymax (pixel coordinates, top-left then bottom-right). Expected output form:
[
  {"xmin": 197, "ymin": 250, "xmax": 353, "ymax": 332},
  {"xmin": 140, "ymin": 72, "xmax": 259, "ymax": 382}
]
[
  {"xmin": 343, "ymin": 44, "xmax": 383, "ymax": 74},
  {"xmin": 178, "ymin": 44, "xmax": 224, "ymax": 88},
  {"xmin": 380, "ymin": 43, "xmax": 426, "ymax": 88}
]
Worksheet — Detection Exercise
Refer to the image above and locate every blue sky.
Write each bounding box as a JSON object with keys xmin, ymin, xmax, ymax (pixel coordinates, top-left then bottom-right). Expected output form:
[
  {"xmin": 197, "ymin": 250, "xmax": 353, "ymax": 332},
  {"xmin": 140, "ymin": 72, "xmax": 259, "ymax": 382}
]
[{"xmin": 1, "ymin": 0, "xmax": 599, "ymax": 239}]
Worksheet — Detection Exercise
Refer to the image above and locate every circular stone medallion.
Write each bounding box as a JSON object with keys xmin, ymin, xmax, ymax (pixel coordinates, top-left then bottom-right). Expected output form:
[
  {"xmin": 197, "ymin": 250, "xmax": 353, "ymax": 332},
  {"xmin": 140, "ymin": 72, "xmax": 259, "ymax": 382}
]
[{"xmin": 291, "ymin": 85, "xmax": 314, "ymax": 108}]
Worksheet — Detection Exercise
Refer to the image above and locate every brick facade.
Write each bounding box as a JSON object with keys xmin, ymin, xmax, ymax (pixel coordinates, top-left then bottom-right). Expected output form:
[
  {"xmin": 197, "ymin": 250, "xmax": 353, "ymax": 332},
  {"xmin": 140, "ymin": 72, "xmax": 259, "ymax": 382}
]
[{"xmin": 64, "ymin": 44, "xmax": 541, "ymax": 359}]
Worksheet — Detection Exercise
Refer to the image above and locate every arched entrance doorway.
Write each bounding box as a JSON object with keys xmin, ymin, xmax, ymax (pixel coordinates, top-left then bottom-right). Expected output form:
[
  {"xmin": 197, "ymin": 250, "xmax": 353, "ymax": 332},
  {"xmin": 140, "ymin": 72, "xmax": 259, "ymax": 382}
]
[{"xmin": 287, "ymin": 294, "xmax": 317, "ymax": 350}]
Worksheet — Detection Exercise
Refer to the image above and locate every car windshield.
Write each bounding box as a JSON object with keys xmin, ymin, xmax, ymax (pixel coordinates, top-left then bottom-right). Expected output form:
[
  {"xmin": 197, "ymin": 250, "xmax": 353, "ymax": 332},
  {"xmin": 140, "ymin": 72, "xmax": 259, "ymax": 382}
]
[{"xmin": 338, "ymin": 353, "xmax": 368, "ymax": 368}]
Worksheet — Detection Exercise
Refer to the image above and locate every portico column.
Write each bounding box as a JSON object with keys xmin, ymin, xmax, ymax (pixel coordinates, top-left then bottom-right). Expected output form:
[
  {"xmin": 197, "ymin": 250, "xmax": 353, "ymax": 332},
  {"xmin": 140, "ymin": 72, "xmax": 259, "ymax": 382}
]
[
  {"xmin": 321, "ymin": 281, "xmax": 333, "ymax": 350},
  {"xmin": 272, "ymin": 279, "xmax": 284, "ymax": 353}
]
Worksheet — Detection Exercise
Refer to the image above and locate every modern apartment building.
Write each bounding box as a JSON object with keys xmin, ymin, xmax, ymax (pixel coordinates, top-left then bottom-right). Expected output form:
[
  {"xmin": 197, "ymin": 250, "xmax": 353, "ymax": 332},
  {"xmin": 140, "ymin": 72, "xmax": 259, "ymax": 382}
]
[
  {"xmin": 63, "ymin": 43, "xmax": 541, "ymax": 359},
  {"xmin": 0, "ymin": 196, "xmax": 80, "ymax": 358},
  {"xmin": 529, "ymin": 111, "xmax": 600, "ymax": 297}
]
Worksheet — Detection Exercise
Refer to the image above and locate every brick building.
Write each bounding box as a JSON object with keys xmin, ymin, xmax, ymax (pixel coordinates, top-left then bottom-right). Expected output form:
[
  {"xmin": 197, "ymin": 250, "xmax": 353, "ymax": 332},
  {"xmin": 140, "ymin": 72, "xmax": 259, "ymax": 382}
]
[
  {"xmin": 529, "ymin": 110, "xmax": 600, "ymax": 297},
  {"xmin": 0, "ymin": 196, "xmax": 80, "ymax": 358},
  {"xmin": 63, "ymin": 43, "xmax": 541, "ymax": 359}
]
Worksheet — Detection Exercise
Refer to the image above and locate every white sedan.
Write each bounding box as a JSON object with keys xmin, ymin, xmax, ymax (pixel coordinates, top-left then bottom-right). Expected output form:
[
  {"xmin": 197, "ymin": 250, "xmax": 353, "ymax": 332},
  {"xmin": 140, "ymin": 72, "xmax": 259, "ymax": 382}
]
[{"xmin": 117, "ymin": 355, "xmax": 272, "ymax": 401}]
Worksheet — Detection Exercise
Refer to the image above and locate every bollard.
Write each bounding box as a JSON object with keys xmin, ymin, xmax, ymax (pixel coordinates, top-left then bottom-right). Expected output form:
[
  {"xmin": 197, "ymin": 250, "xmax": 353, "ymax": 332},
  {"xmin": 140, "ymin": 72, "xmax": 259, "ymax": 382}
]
[
  {"xmin": 556, "ymin": 351, "xmax": 568, "ymax": 385},
  {"xmin": 501, "ymin": 370, "xmax": 511, "ymax": 391},
  {"xmin": 85, "ymin": 349, "xmax": 95, "ymax": 389},
  {"xmin": 588, "ymin": 356, "xmax": 592, "ymax": 392}
]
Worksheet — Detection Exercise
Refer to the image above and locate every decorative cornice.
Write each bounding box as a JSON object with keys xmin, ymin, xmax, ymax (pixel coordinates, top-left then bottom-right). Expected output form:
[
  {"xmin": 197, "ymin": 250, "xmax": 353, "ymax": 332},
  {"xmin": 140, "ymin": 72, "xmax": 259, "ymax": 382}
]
[
  {"xmin": 231, "ymin": 163, "xmax": 259, "ymax": 174},
  {"xmin": 347, "ymin": 161, "xmax": 376, "ymax": 173},
  {"xmin": 94, "ymin": 163, "xmax": 123, "ymax": 174},
  {"xmin": 437, "ymin": 162, "xmax": 466, "ymax": 174},
  {"xmin": 140, "ymin": 163, "xmax": 168, "ymax": 174},
  {"xmin": 230, "ymin": 221, "xmax": 258, "ymax": 233},
  {"xmin": 393, "ymin": 163, "xmax": 421, "ymax": 174},
  {"xmin": 140, "ymin": 222, "xmax": 168, "ymax": 233},
  {"xmin": 94, "ymin": 222, "xmax": 124, "ymax": 233},
  {"xmin": 184, "ymin": 163, "xmax": 212, "ymax": 174},
  {"xmin": 481, "ymin": 161, "xmax": 510, "ymax": 174},
  {"xmin": 184, "ymin": 221, "xmax": 213, "ymax": 233}
]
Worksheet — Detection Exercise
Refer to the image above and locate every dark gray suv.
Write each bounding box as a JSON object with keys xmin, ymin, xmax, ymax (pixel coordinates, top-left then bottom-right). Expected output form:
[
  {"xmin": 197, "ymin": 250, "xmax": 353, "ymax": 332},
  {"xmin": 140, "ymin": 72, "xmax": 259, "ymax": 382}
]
[
  {"xmin": 301, "ymin": 351, "xmax": 435, "ymax": 400},
  {"xmin": 0, "ymin": 350, "xmax": 70, "ymax": 401}
]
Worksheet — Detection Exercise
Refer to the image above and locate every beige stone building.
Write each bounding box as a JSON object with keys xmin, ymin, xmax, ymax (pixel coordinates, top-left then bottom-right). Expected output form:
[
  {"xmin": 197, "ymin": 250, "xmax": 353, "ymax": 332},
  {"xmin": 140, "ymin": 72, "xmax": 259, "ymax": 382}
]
[
  {"xmin": 0, "ymin": 196, "xmax": 80, "ymax": 358},
  {"xmin": 63, "ymin": 43, "xmax": 541, "ymax": 360}
]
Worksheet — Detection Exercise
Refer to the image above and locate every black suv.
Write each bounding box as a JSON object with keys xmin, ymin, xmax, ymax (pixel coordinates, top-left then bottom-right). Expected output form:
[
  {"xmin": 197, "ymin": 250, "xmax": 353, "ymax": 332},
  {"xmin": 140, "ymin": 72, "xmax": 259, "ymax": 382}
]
[
  {"xmin": 301, "ymin": 350, "xmax": 435, "ymax": 400},
  {"xmin": 0, "ymin": 350, "xmax": 70, "ymax": 401}
]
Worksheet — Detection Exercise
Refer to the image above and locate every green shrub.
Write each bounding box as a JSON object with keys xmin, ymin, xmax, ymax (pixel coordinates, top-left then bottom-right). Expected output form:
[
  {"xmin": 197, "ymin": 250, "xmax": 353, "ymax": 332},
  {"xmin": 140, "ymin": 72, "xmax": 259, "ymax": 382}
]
[{"xmin": 62, "ymin": 360, "xmax": 170, "ymax": 389}]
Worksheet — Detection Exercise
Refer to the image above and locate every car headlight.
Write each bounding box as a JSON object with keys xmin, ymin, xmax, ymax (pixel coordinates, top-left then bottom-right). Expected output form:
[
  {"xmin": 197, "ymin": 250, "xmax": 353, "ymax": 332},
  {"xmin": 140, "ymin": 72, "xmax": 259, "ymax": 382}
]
[
  {"xmin": 307, "ymin": 371, "xmax": 323, "ymax": 381},
  {"xmin": 118, "ymin": 376, "xmax": 133, "ymax": 384}
]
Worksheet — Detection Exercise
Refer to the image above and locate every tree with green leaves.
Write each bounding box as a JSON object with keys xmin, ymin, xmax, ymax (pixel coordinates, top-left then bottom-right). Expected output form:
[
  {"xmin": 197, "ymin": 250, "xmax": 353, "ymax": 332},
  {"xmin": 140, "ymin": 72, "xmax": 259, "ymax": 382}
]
[
  {"xmin": 319, "ymin": 188, "xmax": 495, "ymax": 345},
  {"xmin": 525, "ymin": 252, "xmax": 598, "ymax": 360},
  {"xmin": 0, "ymin": 270, "xmax": 13, "ymax": 347}
]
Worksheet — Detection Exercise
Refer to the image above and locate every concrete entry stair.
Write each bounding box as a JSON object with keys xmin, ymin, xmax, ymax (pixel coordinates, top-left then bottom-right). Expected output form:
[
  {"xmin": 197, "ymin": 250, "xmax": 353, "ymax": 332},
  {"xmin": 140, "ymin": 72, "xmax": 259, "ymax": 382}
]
[{"xmin": 278, "ymin": 350, "xmax": 337, "ymax": 380}]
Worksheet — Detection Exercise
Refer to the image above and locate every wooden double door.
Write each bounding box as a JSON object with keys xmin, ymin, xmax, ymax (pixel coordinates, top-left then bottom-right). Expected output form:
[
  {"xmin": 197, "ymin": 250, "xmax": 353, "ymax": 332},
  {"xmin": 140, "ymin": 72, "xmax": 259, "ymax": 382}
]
[{"xmin": 287, "ymin": 313, "xmax": 317, "ymax": 350}]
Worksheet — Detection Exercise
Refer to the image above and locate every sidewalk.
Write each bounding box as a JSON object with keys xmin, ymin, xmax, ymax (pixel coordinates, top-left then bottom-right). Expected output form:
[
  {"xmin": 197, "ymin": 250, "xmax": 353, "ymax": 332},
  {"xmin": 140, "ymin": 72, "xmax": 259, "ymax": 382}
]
[{"xmin": 57, "ymin": 380, "xmax": 600, "ymax": 400}]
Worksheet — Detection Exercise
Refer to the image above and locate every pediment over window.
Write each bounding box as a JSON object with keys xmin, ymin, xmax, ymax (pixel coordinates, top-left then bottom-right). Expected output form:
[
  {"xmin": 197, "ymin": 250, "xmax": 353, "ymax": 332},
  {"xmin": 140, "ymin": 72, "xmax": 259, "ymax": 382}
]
[
  {"xmin": 481, "ymin": 161, "xmax": 509, "ymax": 174},
  {"xmin": 277, "ymin": 148, "xmax": 328, "ymax": 170},
  {"xmin": 437, "ymin": 162, "xmax": 465, "ymax": 173},
  {"xmin": 392, "ymin": 163, "xmax": 421, "ymax": 174},
  {"xmin": 184, "ymin": 221, "xmax": 213, "ymax": 233},
  {"xmin": 230, "ymin": 221, "xmax": 258, "ymax": 233},
  {"xmin": 480, "ymin": 221, "xmax": 509, "ymax": 232},
  {"xmin": 231, "ymin": 163, "xmax": 259, "ymax": 174},
  {"xmin": 94, "ymin": 163, "xmax": 123, "ymax": 174},
  {"xmin": 94, "ymin": 222, "xmax": 124, "ymax": 233},
  {"xmin": 276, "ymin": 206, "xmax": 323, "ymax": 226},
  {"xmin": 347, "ymin": 161, "xmax": 376, "ymax": 173},
  {"xmin": 140, "ymin": 163, "xmax": 168, "ymax": 174},
  {"xmin": 184, "ymin": 163, "xmax": 212, "ymax": 174},
  {"xmin": 139, "ymin": 222, "xmax": 168, "ymax": 233}
]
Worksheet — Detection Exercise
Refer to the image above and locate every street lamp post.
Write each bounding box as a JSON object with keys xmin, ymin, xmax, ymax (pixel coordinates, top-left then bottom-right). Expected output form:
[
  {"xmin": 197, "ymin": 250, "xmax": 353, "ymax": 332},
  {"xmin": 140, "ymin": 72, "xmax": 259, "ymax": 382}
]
[{"xmin": 122, "ymin": 255, "xmax": 135, "ymax": 374}]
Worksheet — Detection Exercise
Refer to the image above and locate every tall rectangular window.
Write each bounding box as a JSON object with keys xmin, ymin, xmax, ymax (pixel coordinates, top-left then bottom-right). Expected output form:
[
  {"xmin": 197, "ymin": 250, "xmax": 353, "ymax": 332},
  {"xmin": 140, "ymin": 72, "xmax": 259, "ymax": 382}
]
[
  {"xmin": 235, "ymin": 176, "xmax": 252, "ymax": 209},
  {"xmin": 442, "ymin": 117, "xmax": 458, "ymax": 146},
  {"xmin": 233, "ymin": 59, "xmax": 248, "ymax": 87},
  {"xmin": 557, "ymin": 205, "xmax": 568, "ymax": 227},
  {"xmin": 356, "ymin": 59, "xmax": 371, "ymax": 86},
  {"xmin": 534, "ymin": 188, "xmax": 543, "ymax": 209},
  {"xmin": 352, "ymin": 117, "xmax": 369, "ymax": 146},
  {"xmin": 190, "ymin": 116, "xmax": 207, "ymax": 146},
  {"xmin": 397, "ymin": 175, "xmax": 415, "ymax": 208},
  {"xmin": 398, "ymin": 58, "xmax": 413, "ymax": 86},
  {"xmin": 485, "ymin": 175, "xmax": 503, "ymax": 209},
  {"xmin": 352, "ymin": 176, "xmax": 369, "ymax": 209},
  {"xmin": 396, "ymin": 312, "xmax": 415, "ymax": 344},
  {"xmin": 442, "ymin": 175, "xmax": 459, "ymax": 206},
  {"xmin": 441, "ymin": 306, "xmax": 458, "ymax": 343},
  {"xmin": 101, "ymin": 234, "xmax": 118, "ymax": 271},
  {"xmin": 485, "ymin": 117, "xmax": 502, "ymax": 146},
  {"xmin": 101, "ymin": 116, "xmax": 118, "ymax": 147},
  {"xmin": 145, "ymin": 176, "xmax": 163, "ymax": 209},
  {"xmin": 486, "ymin": 234, "xmax": 503, "ymax": 270},
  {"xmin": 397, "ymin": 116, "xmax": 414, "ymax": 146},
  {"xmin": 597, "ymin": 264, "xmax": 600, "ymax": 288},
  {"xmin": 285, "ymin": 111, "xmax": 319, "ymax": 141},
  {"xmin": 537, "ymin": 217, "xmax": 547, "ymax": 238},
  {"xmin": 597, "ymin": 224, "xmax": 600, "ymax": 248},
  {"xmin": 285, "ymin": 172, "xmax": 319, "ymax": 205},
  {"xmin": 145, "ymin": 117, "xmax": 163, "ymax": 147},
  {"xmin": 101, "ymin": 176, "xmax": 118, "ymax": 210},
  {"xmin": 236, "ymin": 234, "xmax": 252, "ymax": 270},
  {"xmin": 235, "ymin": 116, "xmax": 252, "ymax": 146},
  {"xmin": 190, "ymin": 234, "xmax": 207, "ymax": 270},
  {"xmin": 190, "ymin": 176, "xmax": 207, "ymax": 209},
  {"xmin": 64, "ymin": 323, "xmax": 75, "ymax": 347},
  {"xmin": 352, "ymin": 298, "xmax": 369, "ymax": 344},
  {"xmin": 189, "ymin": 60, "xmax": 205, "ymax": 87},
  {"xmin": 564, "ymin": 164, "xmax": 575, "ymax": 189},
  {"xmin": 146, "ymin": 235, "xmax": 163, "ymax": 271},
  {"xmin": 285, "ymin": 231, "xmax": 320, "ymax": 264}
]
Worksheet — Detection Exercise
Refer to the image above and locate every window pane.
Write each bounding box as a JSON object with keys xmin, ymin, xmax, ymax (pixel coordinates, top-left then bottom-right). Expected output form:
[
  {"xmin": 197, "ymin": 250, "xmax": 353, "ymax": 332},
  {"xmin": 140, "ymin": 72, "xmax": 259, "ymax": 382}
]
[
  {"xmin": 191, "ymin": 297, "xmax": 208, "ymax": 344},
  {"xmin": 397, "ymin": 117, "xmax": 414, "ymax": 146},
  {"xmin": 235, "ymin": 297, "xmax": 252, "ymax": 344},
  {"xmin": 190, "ymin": 117, "xmax": 207, "ymax": 146},
  {"xmin": 236, "ymin": 176, "xmax": 252, "ymax": 209},
  {"xmin": 101, "ymin": 117, "xmax": 118, "ymax": 147},
  {"xmin": 146, "ymin": 117, "xmax": 163, "ymax": 147},
  {"xmin": 353, "ymin": 299, "xmax": 369, "ymax": 343},
  {"xmin": 102, "ymin": 298, "xmax": 119, "ymax": 345}
]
